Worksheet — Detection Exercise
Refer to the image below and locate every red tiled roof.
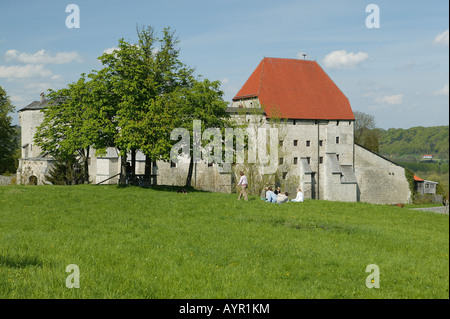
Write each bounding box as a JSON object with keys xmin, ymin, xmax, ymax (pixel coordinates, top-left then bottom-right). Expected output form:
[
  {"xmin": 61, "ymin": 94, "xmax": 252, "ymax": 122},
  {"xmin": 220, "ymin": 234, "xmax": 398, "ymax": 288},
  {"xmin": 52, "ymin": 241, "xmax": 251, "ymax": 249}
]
[
  {"xmin": 414, "ymin": 175, "xmax": 424, "ymax": 182},
  {"xmin": 233, "ymin": 57, "xmax": 355, "ymax": 120}
]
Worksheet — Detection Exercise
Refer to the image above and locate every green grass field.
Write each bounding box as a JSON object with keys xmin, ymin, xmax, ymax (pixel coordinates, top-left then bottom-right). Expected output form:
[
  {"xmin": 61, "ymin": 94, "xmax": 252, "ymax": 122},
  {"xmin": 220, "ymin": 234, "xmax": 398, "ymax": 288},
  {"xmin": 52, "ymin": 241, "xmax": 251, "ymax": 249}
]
[{"xmin": 0, "ymin": 185, "xmax": 448, "ymax": 299}]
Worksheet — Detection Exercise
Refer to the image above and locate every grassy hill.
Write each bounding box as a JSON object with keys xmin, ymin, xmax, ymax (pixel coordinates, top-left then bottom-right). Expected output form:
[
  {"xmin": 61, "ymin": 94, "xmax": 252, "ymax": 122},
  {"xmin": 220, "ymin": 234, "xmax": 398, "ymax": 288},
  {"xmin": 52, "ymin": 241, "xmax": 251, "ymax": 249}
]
[
  {"xmin": 379, "ymin": 125, "xmax": 449, "ymax": 160},
  {"xmin": 377, "ymin": 125, "xmax": 449, "ymax": 198},
  {"xmin": 0, "ymin": 185, "xmax": 448, "ymax": 299}
]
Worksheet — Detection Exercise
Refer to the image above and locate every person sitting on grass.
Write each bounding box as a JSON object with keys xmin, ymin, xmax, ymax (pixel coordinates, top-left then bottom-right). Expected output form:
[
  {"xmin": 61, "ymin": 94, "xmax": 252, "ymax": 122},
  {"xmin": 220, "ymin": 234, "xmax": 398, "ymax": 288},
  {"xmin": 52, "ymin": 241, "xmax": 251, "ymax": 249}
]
[
  {"xmin": 265, "ymin": 187, "xmax": 277, "ymax": 203},
  {"xmin": 277, "ymin": 192, "xmax": 289, "ymax": 204},
  {"xmin": 291, "ymin": 188, "xmax": 304, "ymax": 202}
]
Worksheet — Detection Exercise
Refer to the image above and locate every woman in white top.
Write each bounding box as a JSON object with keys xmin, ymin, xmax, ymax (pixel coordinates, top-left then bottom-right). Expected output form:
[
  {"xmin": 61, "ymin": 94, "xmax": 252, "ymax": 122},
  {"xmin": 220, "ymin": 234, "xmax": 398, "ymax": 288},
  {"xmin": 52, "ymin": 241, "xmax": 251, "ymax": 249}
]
[
  {"xmin": 291, "ymin": 188, "xmax": 304, "ymax": 202},
  {"xmin": 237, "ymin": 171, "xmax": 248, "ymax": 201}
]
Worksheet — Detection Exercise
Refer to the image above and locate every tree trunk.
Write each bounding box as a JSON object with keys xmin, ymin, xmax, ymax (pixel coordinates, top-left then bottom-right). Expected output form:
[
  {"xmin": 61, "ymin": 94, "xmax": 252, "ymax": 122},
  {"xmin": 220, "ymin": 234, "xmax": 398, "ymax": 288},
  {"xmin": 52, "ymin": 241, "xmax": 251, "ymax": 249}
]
[
  {"xmin": 119, "ymin": 149, "xmax": 127, "ymax": 186},
  {"xmin": 145, "ymin": 155, "xmax": 152, "ymax": 185},
  {"xmin": 83, "ymin": 147, "xmax": 90, "ymax": 183},
  {"xmin": 152, "ymin": 160, "xmax": 157, "ymax": 185},
  {"xmin": 185, "ymin": 154, "xmax": 194, "ymax": 187},
  {"xmin": 131, "ymin": 149, "xmax": 136, "ymax": 185}
]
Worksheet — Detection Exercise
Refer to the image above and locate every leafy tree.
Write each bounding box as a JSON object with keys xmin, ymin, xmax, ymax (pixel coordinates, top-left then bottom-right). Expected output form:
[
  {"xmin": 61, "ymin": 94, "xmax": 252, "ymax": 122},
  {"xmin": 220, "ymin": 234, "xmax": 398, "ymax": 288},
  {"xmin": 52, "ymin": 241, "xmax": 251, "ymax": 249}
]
[
  {"xmin": 90, "ymin": 26, "xmax": 195, "ymax": 184},
  {"xmin": 0, "ymin": 86, "xmax": 17, "ymax": 174},
  {"xmin": 354, "ymin": 110, "xmax": 380, "ymax": 152},
  {"xmin": 34, "ymin": 76, "xmax": 93, "ymax": 183},
  {"xmin": 379, "ymin": 126, "xmax": 449, "ymax": 159},
  {"xmin": 170, "ymin": 78, "xmax": 231, "ymax": 186}
]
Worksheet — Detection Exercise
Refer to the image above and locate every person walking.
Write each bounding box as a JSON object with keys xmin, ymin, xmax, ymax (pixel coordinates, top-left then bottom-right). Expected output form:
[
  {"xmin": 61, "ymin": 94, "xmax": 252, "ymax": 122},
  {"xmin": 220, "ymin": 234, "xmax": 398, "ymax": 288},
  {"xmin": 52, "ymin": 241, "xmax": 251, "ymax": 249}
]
[{"xmin": 237, "ymin": 171, "xmax": 248, "ymax": 201}]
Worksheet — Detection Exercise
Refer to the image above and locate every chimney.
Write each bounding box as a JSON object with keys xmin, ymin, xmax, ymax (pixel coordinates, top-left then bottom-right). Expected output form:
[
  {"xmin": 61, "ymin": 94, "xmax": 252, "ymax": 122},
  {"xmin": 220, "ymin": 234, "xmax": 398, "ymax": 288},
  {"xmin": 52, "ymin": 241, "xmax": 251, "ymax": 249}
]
[{"xmin": 40, "ymin": 92, "xmax": 45, "ymax": 103}]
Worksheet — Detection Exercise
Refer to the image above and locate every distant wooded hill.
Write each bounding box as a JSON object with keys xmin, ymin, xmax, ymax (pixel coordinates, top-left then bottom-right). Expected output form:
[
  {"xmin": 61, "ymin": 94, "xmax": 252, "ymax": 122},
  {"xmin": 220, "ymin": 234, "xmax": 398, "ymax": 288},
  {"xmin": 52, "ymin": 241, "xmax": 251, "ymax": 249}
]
[{"xmin": 378, "ymin": 126, "xmax": 449, "ymax": 160}]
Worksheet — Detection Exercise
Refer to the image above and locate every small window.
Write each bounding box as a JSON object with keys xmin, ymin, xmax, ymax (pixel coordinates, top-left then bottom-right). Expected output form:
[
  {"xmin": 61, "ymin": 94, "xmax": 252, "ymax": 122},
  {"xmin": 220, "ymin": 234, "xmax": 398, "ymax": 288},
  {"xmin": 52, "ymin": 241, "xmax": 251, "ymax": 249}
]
[
  {"xmin": 306, "ymin": 157, "xmax": 311, "ymax": 164},
  {"xmin": 282, "ymin": 172, "xmax": 287, "ymax": 179},
  {"xmin": 170, "ymin": 161, "xmax": 176, "ymax": 168},
  {"xmin": 293, "ymin": 120, "xmax": 297, "ymax": 125},
  {"xmin": 336, "ymin": 154, "xmax": 340, "ymax": 161},
  {"xmin": 279, "ymin": 158, "xmax": 284, "ymax": 165},
  {"xmin": 319, "ymin": 140, "xmax": 323, "ymax": 147},
  {"xmin": 279, "ymin": 140, "xmax": 283, "ymax": 147},
  {"xmin": 207, "ymin": 163, "xmax": 213, "ymax": 167},
  {"xmin": 336, "ymin": 137, "xmax": 340, "ymax": 144},
  {"xmin": 306, "ymin": 140, "xmax": 311, "ymax": 147},
  {"xmin": 293, "ymin": 157, "xmax": 298, "ymax": 165},
  {"xmin": 336, "ymin": 120, "xmax": 340, "ymax": 126},
  {"xmin": 319, "ymin": 157, "xmax": 323, "ymax": 164},
  {"xmin": 293, "ymin": 140, "xmax": 298, "ymax": 146}
]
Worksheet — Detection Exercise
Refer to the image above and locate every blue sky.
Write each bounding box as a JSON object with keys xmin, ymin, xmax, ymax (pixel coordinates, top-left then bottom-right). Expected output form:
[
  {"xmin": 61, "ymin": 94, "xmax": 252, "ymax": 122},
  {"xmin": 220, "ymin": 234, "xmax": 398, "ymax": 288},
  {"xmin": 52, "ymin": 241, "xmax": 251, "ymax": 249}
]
[{"xmin": 0, "ymin": 0, "xmax": 448, "ymax": 129}]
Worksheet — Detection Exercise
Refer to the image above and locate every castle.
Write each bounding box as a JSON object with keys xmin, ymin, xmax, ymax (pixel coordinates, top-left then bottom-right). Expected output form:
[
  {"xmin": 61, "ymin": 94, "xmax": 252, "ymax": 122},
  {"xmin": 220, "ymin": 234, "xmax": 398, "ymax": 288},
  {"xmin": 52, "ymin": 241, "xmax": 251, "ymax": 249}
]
[{"xmin": 16, "ymin": 57, "xmax": 412, "ymax": 204}]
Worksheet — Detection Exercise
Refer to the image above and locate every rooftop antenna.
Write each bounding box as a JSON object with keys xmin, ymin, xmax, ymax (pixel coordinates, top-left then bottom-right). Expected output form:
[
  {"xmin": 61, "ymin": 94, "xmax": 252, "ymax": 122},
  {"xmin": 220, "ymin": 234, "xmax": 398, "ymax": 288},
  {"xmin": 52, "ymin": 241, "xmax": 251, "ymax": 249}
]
[{"xmin": 302, "ymin": 53, "xmax": 307, "ymax": 60}]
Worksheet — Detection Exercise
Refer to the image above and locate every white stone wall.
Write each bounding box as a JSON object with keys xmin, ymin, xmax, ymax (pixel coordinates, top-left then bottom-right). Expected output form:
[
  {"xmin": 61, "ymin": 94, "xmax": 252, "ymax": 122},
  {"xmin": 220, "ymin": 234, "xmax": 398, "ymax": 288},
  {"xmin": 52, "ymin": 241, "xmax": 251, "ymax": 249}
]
[
  {"xmin": 354, "ymin": 144, "xmax": 411, "ymax": 204},
  {"xmin": 17, "ymin": 158, "xmax": 53, "ymax": 185},
  {"xmin": 16, "ymin": 99, "xmax": 410, "ymax": 205},
  {"xmin": 19, "ymin": 110, "xmax": 45, "ymax": 159}
]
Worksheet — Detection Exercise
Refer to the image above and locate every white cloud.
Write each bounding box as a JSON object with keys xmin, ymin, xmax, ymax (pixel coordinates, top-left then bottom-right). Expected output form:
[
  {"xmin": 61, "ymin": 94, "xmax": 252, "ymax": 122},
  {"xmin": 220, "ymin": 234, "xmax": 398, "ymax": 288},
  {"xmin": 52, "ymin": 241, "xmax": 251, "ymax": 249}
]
[
  {"xmin": 103, "ymin": 47, "xmax": 120, "ymax": 54},
  {"xmin": 376, "ymin": 94, "xmax": 404, "ymax": 105},
  {"xmin": 433, "ymin": 29, "xmax": 449, "ymax": 46},
  {"xmin": 322, "ymin": 50, "xmax": 369, "ymax": 69},
  {"xmin": 0, "ymin": 64, "xmax": 54, "ymax": 79},
  {"xmin": 4, "ymin": 49, "xmax": 83, "ymax": 64},
  {"xmin": 434, "ymin": 84, "xmax": 449, "ymax": 96}
]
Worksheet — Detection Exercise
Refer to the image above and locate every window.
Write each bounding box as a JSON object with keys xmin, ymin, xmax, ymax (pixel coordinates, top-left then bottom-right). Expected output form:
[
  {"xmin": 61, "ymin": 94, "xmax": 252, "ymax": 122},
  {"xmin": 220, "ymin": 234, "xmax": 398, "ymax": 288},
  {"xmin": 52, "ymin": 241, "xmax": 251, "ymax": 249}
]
[
  {"xmin": 279, "ymin": 157, "xmax": 284, "ymax": 165},
  {"xmin": 306, "ymin": 157, "xmax": 311, "ymax": 164},
  {"xmin": 293, "ymin": 120, "xmax": 297, "ymax": 125},
  {"xmin": 282, "ymin": 172, "xmax": 288, "ymax": 179},
  {"xmin": 293, "ymin": 157, "xmax": 298, "ymax": 165},
  {"xmin": 306, "ymin": 140, "xmax": 311, "ymax": 147},
  {"xmin": 319, "ymin": 157, "xmax": 323, "ymax": 164},
  {"xmin": 279, "ymin": 140, "xmax": 283, "ymax": 147},
  {"xmin": 170, "ymin": 161, "xmax": 176, "ymax": 168},
  {"xmin": 293, "ymin": 140, "xmax": 298, "ymax": 146},
  {"xmin": 336, "ymin": 136, "xmax": 340, "ymax": 144},
  {"xmin": 207, "ymin": 163, "xmax": 213, "ymax": 167},
  {"xmin": 319, "ymin": 140, "xmax": 323, "ymax": 147},
  {"xmin": 336, "ymin": 154, "xmax": 340, "ymax": 161},
  {"xmin": 336, "ymin": 120, "xmax": 340, "ymax": 126}
]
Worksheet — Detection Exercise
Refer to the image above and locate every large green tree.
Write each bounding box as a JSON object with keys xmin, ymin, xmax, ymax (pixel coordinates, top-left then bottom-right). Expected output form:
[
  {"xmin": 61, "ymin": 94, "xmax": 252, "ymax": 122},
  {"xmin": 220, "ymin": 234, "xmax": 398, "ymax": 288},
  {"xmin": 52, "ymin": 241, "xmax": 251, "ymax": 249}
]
[
  {"xmin": 0, "ymin": 86, "xmax": 18, "ymax": 174},
  {"xmin": 88, "ymin": 26, "xmax": 196, "ymax": 184},
  {"xmin": 35, "ymin": 26, "xmax": 231, "ymax": 186},
  {"xmin": 34, "ymin": 76, "xmax": 93, "ymax": 183},
  {"xmin": 170, "ymin": 78, "xmax": 231, "ymax": 186}
]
